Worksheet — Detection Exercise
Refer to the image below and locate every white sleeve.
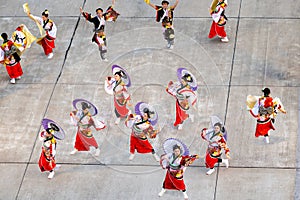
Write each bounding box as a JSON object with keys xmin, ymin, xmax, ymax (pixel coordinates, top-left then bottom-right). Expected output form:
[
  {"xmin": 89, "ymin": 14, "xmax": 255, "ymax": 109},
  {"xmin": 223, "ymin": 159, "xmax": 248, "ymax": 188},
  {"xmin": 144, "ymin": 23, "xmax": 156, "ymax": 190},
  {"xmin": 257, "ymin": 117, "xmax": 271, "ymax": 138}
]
[
  {"xmin": 0, "ymin": 48, "xmax": 4, "ymax": 62},
  {"xmin": 32, "ymin": 15, "xmax": 43, "ymax": 25}
]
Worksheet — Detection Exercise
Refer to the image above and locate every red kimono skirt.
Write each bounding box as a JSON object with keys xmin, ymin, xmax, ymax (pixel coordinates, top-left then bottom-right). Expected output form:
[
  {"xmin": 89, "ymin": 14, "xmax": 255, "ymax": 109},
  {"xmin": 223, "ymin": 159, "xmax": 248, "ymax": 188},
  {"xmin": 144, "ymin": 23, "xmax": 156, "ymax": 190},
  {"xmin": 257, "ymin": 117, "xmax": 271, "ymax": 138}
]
[
  {"xmin": 6, "ymin": 61, "xmax": 23, "ymax": 78},
  {"xmin": 163, "ymin": 170, "xmax": 186, "ymax": 191},
  {"xmin": 74, "ymin": 129, "xmax": 98, "ymax": 151},
  {"xmin": 130, "ymin": 134, "xmax": 153, "ymax": 154},
  {"xmin": 38, "ymin": 151, "xmax": 56, "ymax": 172}
]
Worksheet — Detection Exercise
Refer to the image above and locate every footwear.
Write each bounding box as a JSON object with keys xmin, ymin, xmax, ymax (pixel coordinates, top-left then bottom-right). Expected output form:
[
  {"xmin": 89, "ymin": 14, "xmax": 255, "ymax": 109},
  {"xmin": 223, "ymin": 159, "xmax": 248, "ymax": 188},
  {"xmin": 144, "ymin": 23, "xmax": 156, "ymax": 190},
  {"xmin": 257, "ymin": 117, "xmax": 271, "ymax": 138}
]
[
  {"xmin": 190, "ymin": 114, "xmax": 194, "ymax": 123},
  {"xmin": 183, "ymin": 191, "xmax": 188, "ymax": 199},
  {"xmin": 70, "ymin": 149, "xmax": 78, "ymax": 155},
  {"xmin": 129, "ymin": 153, "xmax": 135, "ymax": 161},
  {"xmin": 166, "ymin": 43, "xmax": 171, "ymax": 48},
  {"xmin": 54, "ymin": 165, "xmax": 61, "ymax": 171},
  {"xmin": 153, "ymin": 153, "xmax": 160, "ymax": 162},
  {"xmin": 10, "ymin": 78, "xmax": 16, "ymax": 84},
  {"xmin": 169, "ymin": 45, "xmax": 174, "ymax": 49},
  {"xmin": 206, "ymin": 168, "xmax": 215, "ymax": 175},
  {"xmin": 48, "ymin": 171, "xmax": 55, "ymax": 179},
  {"xmin": 222, "ymin": 159, "xmax": 229, "ymax": 168},
  {"xmin": 178, "ymin": 124, "xmax": 183, "ymax": 130},
  {"xmin": 102, "ymin": 58, "xmax": 108, "ymax": 62},
  {"xmin": 47, "ymin": 53, "xmax": 53, "ymax": 59},
  {"xmin": 16, "ymin": 76, "xmax": 21, "ymax": 80},
  {"xmin": 115, "ymin": 117, "xmax": 120, "ymax": 125},
  {"xmin": 221, "ymin": 37, "xmax": 229, "ymax": 43},
  {"xmin": 264, "ymin": 136, "xmax": 270, "ymax": 144},
  {"xmin": 95, "ymin": 148, "xmax": 100, "ymax": 156},
  {"xmin": 158, "ymin": 188, "xmax": 166, "ymax": 197}
]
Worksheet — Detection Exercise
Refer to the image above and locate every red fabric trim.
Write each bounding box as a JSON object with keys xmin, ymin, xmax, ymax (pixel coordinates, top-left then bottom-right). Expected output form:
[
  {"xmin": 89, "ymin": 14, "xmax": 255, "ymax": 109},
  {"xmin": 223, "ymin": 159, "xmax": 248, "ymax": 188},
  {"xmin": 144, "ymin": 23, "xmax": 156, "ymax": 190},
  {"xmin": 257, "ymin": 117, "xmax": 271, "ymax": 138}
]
[
  {"xmin": 163, "ymin": 170, "xmax": 186, "ymax": 190},
  {"xmin": 114, "ymin": 96, "xmax": 129, "ymax": 118},
  {"xmin": 255, "ymin": 119, "xmax": 275, "ymax": 137},
  {"xmin": 41, "ymin": 37, "xmax": 55, "ymax": 55},
  {"xmin": 74, "ymin": 129, "xmax": 98, "ymax": 151},
  {"xmin": 205, "ymin": 152, "xmax": 218, "ymax": 168},
  {"xmin": 130, "ymin": 134, "xmax": 153, "ymax": 154},
  {"xmin": 173, "ymin": 100, "xmax": 188, "ymax": 126},
  {"xmin": 38, "ymin": 151, "xmax": 56, "ymax": 172},
  {"xmin": 5, "ymin": 62, "xmax": 23, "ymax": 78},
  {"xmin": 208, "ymin": 21, "xmax": 226, "ymax": 39}
]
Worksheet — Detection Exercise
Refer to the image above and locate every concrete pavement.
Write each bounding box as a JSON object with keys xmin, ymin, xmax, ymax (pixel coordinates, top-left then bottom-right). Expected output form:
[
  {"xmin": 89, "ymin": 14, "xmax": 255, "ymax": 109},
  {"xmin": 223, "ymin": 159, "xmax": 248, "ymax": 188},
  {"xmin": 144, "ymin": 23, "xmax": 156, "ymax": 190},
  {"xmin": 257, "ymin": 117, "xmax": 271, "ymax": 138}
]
[{"xmin": 0, "ymin": 0, "xmax": 299, "ymax": 199}]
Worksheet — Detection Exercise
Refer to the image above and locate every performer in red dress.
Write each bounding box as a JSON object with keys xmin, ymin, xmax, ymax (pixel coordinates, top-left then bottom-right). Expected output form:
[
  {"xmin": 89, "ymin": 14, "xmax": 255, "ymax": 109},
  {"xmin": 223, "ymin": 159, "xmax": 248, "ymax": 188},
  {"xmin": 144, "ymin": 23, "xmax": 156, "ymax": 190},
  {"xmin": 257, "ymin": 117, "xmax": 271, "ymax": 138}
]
[
  {"xmin": 26, "ymin": 9, "xmax": 57, "ymax": 59},
  {"xmin": 201, "ymin": 122, "xmax": 230, "ymax": 175},
  {"xmin": 106, "ymin": 68, "xmax": 132, "ymax": 125},
  {"xmin": 70, "ymin": 100, "xmax": 106, "ymax": 156},
  {"xmin": 38, "ymin": 128, "xmax": 57, "ymax": 179},
  {"xmin": 166, "ymin": 69, "xmax": 197, "ymax": 130},
  {"xmin": 0, "ymin": 33, "xmax": 23, "ymax": 84},
  {"xmin": 159, "ymin": 144, "xmax": 198, "ymax": 199},
  {"xmin": 208, "ymin": 0, "xmax": 229, "ymax": 42},
  {"xmin": 125, "ymin": 104, "xmax": 160, "ymax": 161},
  {"xmin": 80, "ymin": 0, "xmax": 119, "ymax": 61},
  {"xmin": 145, "ymin": 0, "xmax": 179, "ymax": 49},
  {"xmin": 247, "ymin": 88, "xmax": 287, "ymax": 144}
]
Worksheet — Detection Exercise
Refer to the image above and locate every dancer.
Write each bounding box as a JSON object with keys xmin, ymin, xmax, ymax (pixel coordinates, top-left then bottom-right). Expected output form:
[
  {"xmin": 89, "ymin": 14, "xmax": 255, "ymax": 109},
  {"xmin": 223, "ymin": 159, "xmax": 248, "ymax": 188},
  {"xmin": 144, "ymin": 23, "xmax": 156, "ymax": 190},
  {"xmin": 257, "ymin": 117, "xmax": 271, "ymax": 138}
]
[
  {"xmin": 145, "ymin": 0, "xmax": 179, "ymax": 49},
  {"xmin": 25, "ymin": 6, "xmax": 57, "ymax": 59},
  {"xmin": 166, "ymin": 68, "xmax": 197, "ymax": 130},
  {"xmin": 80, "ymin": 0, "xmax": 119, "ymax": 61},
  {"xmin": 105, "ymin": 65, "xmax": 132, "ymax": 125},
  {"xmin": 125, "ymin": 102, "xmax": 160, "ymax": 161},
  {"xmin": 0, "ymin": 33, "xmax": 23, "ymax": 84},
  {"xmin": 12, "ymin": 24, "xmax": 36, "ymax": 53},
  {"xmin": 70, "ymin": 99, "xmax": 106, "ymax": 156},
  {"xmin": 39, "ymin": 119, "xmax": 65, "ymax": 179},
  {"xmin": 201, "ymin": 120, "xmax": 230, "ymax": 175},
  {"xmin": 159, "ymin": 138, "xmax": 198, "ymax": 199},
  {"xmin": 247, "ymin": 88, "xmax": 287, "ymax": 143},
  {"xmin": 208, "ymin": 0, "xmax": 229, "ymax": 42}
]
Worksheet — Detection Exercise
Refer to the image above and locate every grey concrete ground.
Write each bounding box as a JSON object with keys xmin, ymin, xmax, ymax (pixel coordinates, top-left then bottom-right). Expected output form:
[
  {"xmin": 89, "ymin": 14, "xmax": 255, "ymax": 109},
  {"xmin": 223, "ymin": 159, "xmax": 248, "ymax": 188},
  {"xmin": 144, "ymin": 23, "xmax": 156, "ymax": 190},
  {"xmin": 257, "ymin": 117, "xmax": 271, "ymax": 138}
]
[{"xmin": 0, "ymin": 0, "xmax": 299, "ymax": 200}]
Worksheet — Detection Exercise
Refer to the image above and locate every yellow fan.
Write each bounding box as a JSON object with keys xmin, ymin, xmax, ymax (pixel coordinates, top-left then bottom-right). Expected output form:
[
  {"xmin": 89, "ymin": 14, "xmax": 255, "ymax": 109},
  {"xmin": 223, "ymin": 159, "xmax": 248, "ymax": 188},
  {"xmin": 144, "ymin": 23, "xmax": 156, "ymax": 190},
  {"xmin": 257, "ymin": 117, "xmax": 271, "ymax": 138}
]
[{"xmin": 23, "ymin": 3, "xmax": 46, "ymax": 37}]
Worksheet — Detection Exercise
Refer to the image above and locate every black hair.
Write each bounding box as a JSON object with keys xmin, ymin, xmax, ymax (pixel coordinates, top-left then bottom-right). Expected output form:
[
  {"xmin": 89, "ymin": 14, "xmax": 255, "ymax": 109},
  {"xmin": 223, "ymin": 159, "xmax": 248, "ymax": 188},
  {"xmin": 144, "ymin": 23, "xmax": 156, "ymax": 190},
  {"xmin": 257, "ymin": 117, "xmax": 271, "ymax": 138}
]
[
  {"xmin": 182, "ymin": 73, "xmax": 193, "ymax": 83},
  {"xmin": 1, "ymin": 33, "xmax": 8, "ymax": 42},
  {"xmin": 81, "ymin": 102, "xmax": 91, "ymax": 110},
  {"xmin": 143, "ymin": 108, "xmax": 155, "ymax": 118},
  {"xmin": 262, "ymin": 88, "xmax": 271, "ymax": 97},
  {"xmin": 96, "ymin": 8, "xmax": 103, "ymax": 13},
  {"xmin": 173, "ymin": 144, "xmax": 181, "ymax": 151},
  {"xmin": 114, "ymin": 70, "xmax": 126, "ymax": 78},
  {"xmin": 46, "ymin": 128, "xmax": 53, "ymax": 134},
  {"xmin": 162, "ymin": 0, "xmax": 169, "ymax": 5},
  {"xmin": 42, "ymin": 9, "xmax": 49, "ymax": 17}
]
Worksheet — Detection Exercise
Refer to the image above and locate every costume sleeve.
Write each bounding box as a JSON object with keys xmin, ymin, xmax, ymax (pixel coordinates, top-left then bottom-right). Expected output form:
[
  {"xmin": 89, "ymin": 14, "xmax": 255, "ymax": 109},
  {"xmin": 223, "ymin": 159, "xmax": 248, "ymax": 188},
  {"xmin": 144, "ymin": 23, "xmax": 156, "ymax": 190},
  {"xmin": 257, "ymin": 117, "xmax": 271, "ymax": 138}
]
[
  {"xmin": 122, "ymin": 86, "xmax": 131, "ymax": 101},
  {"xmin": 32, "ymin": 15, "xmax": 43, "ymax": 25},
  {"xmin": 82, "ymin": 12, "xmax": 94, "ymax": 22},
  {"xmin": 0, "ymin": 48, "xmax": 4, "ymax": 63}
]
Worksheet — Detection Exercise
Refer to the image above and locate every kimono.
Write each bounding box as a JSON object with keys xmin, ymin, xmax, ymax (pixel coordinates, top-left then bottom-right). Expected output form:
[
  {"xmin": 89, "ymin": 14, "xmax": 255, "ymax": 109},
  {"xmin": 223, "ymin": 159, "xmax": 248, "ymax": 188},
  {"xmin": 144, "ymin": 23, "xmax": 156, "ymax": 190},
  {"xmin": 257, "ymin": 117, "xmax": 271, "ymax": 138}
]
[
  {"xmin": 70, "ymin": 110, "xmax": 105, "ymax": 151},
  {"xmin": 208, "ymin": 0, "xmax": 228, "ymax": 39},
  {"xmin": 0, "ymin": 40, "xmax": 23, "ymax": 79},
  {"xmin": 201, "ymin": 129, "xmax": 230, "ymax": 169},
  {"xmin": 161, "ymin": 153, "xmax": 197, "ymax": 190},
  {"xmin": 38, "ymin": 131, "xmax": 57, "ymax": 172},
  {"xmin": 125, "ymin": 114, "xmax": 158, "ymax": 154},
  {"xmin": 166, "ymin": 82, "xmax": 197, "ymax": 127},
  {"xmin": 32, "ymin": 15, "xmax": 57, "ymax": 55},
  {"xmin": 113, "ymin": 80, "xmax": 131, "ymax": 118}
]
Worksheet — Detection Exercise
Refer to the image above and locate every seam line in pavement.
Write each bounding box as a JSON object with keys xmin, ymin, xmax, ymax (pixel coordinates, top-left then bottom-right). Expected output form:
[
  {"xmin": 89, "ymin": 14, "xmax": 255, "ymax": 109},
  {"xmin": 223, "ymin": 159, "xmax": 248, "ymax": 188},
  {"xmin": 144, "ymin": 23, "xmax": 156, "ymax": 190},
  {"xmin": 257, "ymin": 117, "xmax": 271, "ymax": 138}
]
[
  {"xmin": 218, "ymin": 0, "xmax": 243, "ymax": 199},
  {"xmin": 14, "ymin": 1, "xmax": 86, "ymax": 199}
]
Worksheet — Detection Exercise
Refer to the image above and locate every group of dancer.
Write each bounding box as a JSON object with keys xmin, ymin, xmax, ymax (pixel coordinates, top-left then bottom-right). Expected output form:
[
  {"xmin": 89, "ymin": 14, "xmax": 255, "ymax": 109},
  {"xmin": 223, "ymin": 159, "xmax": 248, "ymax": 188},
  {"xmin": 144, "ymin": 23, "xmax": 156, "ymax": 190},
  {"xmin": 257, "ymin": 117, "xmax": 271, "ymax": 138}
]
[
  {"xmin": 37, "ymin": 61, "xmax": 286, "ymax": 199},
  {"xmin": 0, "ymin": 0, "xmax": 229, "ymax": 84},
  {"xmin": 0, "ymin": 3, "xmax": 57, "ymax": 84},
  {"xmin": 1, "ymin": 1, "xmax": 285, "ymax": 199}
]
